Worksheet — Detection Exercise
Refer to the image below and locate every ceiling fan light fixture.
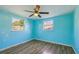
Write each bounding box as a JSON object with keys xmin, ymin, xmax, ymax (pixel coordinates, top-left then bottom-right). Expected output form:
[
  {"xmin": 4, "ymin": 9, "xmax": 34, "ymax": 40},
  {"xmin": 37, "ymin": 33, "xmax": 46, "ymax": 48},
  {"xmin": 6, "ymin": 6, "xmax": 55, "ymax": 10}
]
[
  {"xmin": 25, "ymin": 5, "xmax": 49, "ymax": 18},
  {"xmin": 34, "ymin": 13, "xmax": 38, "ymax": 16}
]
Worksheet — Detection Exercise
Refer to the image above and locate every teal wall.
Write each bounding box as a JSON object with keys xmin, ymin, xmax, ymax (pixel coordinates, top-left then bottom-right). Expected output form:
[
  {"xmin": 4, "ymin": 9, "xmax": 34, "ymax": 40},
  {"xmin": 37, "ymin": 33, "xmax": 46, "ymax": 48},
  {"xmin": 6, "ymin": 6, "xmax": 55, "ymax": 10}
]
[
  {"xmin": 0, "ymin": 9, "xmax": 33, "ymax": 49},
  {"xmin": 35, "ymin": 12, "xmax": 74, "ymax": 47},
  {"xmin": 74, "ymin": 6, "xmax": 79, "ymax": 53}
]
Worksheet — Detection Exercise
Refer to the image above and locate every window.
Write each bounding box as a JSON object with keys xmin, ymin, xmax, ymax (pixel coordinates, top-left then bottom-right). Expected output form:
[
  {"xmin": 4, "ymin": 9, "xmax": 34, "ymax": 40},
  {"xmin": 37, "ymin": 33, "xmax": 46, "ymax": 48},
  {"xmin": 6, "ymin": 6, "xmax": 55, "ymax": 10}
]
[
  {"xmin": 43, "ymin": 20, "xmax": 54, "ymax": 30},
  {"xmin": 12, "ymin": 18, "xmax": 24, "ymax": 31}
]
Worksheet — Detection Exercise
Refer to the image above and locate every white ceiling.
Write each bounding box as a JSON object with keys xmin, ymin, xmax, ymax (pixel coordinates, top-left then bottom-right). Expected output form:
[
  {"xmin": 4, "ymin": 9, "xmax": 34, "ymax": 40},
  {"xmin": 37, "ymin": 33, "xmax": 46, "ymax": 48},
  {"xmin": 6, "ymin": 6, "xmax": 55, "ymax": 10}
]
[{"xmin": 0, "ymin": 5, "xmax": 77, "ymax": 18}]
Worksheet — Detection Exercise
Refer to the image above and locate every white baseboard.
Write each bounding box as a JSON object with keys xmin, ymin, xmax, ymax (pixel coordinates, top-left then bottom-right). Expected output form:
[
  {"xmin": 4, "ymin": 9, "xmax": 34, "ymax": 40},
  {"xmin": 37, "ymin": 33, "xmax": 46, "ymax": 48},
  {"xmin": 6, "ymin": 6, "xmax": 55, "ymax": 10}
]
[
  {"xmin": 0, "ymin": 39, "xmax": 33, "ymax": 51},
  {"xmin": 35, "ymin": 39, "xmax": 77, "ymax": 53}
]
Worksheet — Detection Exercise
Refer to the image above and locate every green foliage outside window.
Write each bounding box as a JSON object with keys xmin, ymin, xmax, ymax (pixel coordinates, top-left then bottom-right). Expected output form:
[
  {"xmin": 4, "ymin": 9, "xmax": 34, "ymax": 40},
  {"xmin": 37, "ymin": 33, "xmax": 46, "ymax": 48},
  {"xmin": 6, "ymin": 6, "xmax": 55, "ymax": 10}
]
[{"xmin": 12, "ymin": 20, "xmax": 24, "ymax": 26}]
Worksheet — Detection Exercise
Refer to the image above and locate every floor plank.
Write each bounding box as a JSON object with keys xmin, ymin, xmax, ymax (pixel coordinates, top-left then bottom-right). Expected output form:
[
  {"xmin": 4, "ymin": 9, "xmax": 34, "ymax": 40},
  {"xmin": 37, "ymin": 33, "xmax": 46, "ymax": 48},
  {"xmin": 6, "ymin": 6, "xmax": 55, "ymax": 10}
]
[{"xmin": 0, "ymin": 40, "xmax": 75, "ymax": 54}]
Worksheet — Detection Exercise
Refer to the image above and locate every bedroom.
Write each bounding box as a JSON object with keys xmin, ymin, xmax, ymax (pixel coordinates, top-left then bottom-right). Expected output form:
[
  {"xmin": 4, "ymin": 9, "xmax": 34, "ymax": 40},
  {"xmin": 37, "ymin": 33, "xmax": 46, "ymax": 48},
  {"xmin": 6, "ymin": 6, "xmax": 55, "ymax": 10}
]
[{"xmin": 0, "ymin": 5, "xmax": 79, "ymax": 54}]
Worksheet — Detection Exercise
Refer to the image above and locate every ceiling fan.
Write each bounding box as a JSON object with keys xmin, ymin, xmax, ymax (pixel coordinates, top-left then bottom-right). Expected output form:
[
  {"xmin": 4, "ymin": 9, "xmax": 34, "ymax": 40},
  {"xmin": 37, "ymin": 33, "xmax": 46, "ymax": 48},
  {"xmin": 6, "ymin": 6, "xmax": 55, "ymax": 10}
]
[{"xmin": 24, "ymin": 5, "xmax": 49, "ymax": 18}]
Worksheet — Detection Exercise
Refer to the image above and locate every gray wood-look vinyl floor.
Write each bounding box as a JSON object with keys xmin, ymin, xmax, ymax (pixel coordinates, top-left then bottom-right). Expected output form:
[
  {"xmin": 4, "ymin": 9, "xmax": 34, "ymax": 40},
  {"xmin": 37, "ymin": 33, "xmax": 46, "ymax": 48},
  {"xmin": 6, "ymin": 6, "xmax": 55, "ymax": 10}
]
[{"xmin": 0, "ymin": 40, "xmax": 75, "ymax": 54}]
